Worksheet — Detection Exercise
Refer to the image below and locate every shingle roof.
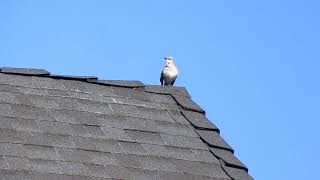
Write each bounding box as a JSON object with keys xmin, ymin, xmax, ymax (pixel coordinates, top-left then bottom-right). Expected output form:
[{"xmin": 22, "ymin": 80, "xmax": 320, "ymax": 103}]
[{"xmin": 0, "ymin": 67, "xmax": 253, "ymax": 180}]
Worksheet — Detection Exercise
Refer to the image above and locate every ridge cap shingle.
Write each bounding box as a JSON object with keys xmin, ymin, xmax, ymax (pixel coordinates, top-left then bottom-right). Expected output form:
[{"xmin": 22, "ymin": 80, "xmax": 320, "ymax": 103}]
[
  {"xmin": 50, "ymin": 74, "xmax": 98, "ymax": 81},
  {"xmin": 0, "ymin": 67, "xmax": 50, "ymax": 76},
  {"xmin": 88, "ymin": 79, "xmax": 145, "ymax": 88}
]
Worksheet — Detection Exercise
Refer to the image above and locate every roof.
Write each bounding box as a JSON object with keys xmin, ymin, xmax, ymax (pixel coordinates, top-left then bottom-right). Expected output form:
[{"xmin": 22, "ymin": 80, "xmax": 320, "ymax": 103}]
[{"xmin": 0, "ymin": 67, "xmax": 253, "ymax": 180}]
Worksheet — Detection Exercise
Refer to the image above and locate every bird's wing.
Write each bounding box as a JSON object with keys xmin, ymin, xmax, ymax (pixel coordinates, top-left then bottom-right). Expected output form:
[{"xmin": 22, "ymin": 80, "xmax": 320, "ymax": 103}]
[
  {"xmin": 160, "ymin": 71, "xmax": 164, "ymax": 85},
  {"xmin": 171, "ymin": 79, "xmax": 176, "ymax": 86}
]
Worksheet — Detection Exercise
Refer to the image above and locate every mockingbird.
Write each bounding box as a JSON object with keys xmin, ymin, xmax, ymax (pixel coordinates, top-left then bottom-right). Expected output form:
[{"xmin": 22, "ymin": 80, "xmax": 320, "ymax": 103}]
[{"xmin": 160, "ymin": 56, "xmax": 179, "ymax": 86}]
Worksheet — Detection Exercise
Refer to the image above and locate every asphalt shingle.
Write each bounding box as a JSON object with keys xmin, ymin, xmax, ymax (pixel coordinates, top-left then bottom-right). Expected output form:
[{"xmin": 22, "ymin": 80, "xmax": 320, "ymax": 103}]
[
  {"xmin": 196, "ymin": 129, "xmax": 234, "ymax": 152},
  {"xmin": 0, "ymin": 169, "xmax": 110, "ymax": 180},
  {"xmin": 210, "ymin": 147, "xmax": 247, "ymax": 171},
  {"xmin": 0, "ymin": 156, "xmax": 8, "ymax": 169},
  {"xmin": 172, "ymin": 94, "xmax": 205, "ymax": 113},
  {"xmin": 0, "ymin": 143, "xmax": 59, "ymax": 161},
  {"xmin": 223, "ymin": 166, "xmax": 254, "ymax": 180},
  {"xmin": 110, "ymin": 103, "xmax": 171, "ymax": 122},
  {"xmin": 50, "ymin": 74, "xmax": 98, "ymax": 81},
  {"xmin": 167, "ymin": 110, "xmax": 192, "ymax": 124},
  {"xmin": 182, "ymin": 109, "xmax": 219, "ymax": 131},
  {"xmin": 144, "ymin": 85, "xmax": 191, "ymax": 97},
  {"xmin": 88, "ymin": 79, "xmax": 145, "ymax": 88},
  {"xmin": 0, "ymin": 68, "xmax": 252, "ymax": 180},
  {"xmin": 0, "ymin": 67, "xmax": 50, "ymax": 76}
]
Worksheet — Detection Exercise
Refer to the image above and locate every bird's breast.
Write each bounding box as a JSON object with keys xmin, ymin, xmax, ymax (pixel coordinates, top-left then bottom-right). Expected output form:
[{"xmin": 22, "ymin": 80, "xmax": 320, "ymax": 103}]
[{"xmin": 163, "ymin": 67, "xmax": 178, "ymax": 78}]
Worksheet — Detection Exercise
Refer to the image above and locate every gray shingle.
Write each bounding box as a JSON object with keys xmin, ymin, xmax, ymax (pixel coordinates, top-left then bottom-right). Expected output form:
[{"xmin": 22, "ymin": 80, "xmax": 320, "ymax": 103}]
[
  {"xmin": 46, "ymin": 88, "xmax": 74, "ymax": 97},
  {"xmin": 115, "ymin": 153, "xmax": 145, "ymax": 169},
  {"xmin": 104, "ymin": 116, "xmax": 159, "ymax": 133},
  {"xmin": 160, "ymin": 133, "xmax": 209, "ymax": 150},
  {"xmin": 113, "ymin": 165, "xmax": 224, "ymax": 180},
  {"xmin": 112, "ymin": 86, "xmax": 177, "ymax": 104},
  {"xmin": 53, "ymin": 97, "xmax": 86, "ymax": 111},
  {"xmin": 119, "ymin": 141, "xmax": 147, "ymax": 155},
  {"xmin": 196, "ymin": 129, "xmax": 234, "ymax": 152},
  {"xmin": 0, "ymin": 143, "xmax": 23, "ymax": 157},
  {"xmin": 0, "ymin": 143, "xmax": 59, "ymax": 161},
  {"xmin": 88, "ymin": 79, "xmax": 145, "ymax": 88},
  {"xmin": 59, "ymin": 79, "xmax": 96, "ymax": 92},
  {"xmin": 0, "ymin": 169, "xmax": 110, "ymax": 180},
  {"xmin": 172, "ymin": 95, "xmax": 205, "ymax": 113},
  {"xmin": 5, "ymin": 156, "xmax": 32, "ymax": 171},
  {"xmin": 32, "ymin": 76, "xmax": 67, "ymax": 89},
  {"xmin": 0, "ymin": 67, "xmax": 50, "ymax": 76},
  {"xmin": 1, "ymin": 116, "xmax": 40, "ymax": 132},
  {"xmin": 24, "ymin": 144, "xmax": 60, "ymax": 160},
  {"xmin": 77, "ymin": 99, "xmax": 112, "ymax": 114},
  {"xmin": 144, "ymin": 85, "xmax": 191, "ymax": 97},
  {"xmin": 141, "ymin": 143, "xmax": 219, "ymax": 163},
  {"xmin": 110, "ymin": 104, "xmax": 171, "ymax": 122},
  {"xmin": 210, "ymin": 147, "xmax": 247, "ymax": 170},
  {"xmin": 13, "ymin": 93, "xmax": 34, "ymax": 106},
  {"xmin": 9, "ymin": 104, "xmax": 54, "ymax": 121},
  {"xmin": 154, "ymin": 120, "xmax": 198, "ymax": 137},
  {"xmin": 0, "ymin": 129, "xmax": 24, "ymax": 144},
  {"xmin": 159, "ymin": 171, "xmax": 231, "ymax": 180},
  {"xmin": 182, "ymin": 110, "xmax": 219, "ymax": 131},
  {"xmin": 125, "ymin": 130, "xmax": 165, "ymax": 145},
  {"xmin": 50, "ymin": 74, "xmax": 98, "ymax": 81},
  {"xmin": 37, "ymin": 120, "xmax": 106, "ymax": 139},
  {"xmin": 0, "ymin": 73, "xmax": 36, "ymax": 88},
  {"xmin": 0, "ymin": 104, "xmax": 14, "ymax": 117},
  {"xmin": 36, "ymin": 120, "xmax": 74, "ymax": 135},
  {"xmin": 223, "ymin": 166, "xmax": 254, "ymax": 180},
  {"xmin": 48, "ymin": 108, "xmax": 105, "ymax": 124},
  {"xmin": 57, "ymin": 148, "xmax": 118, "ymax": 166},
  {"xmin": 101, "ymin": 127, "xmax": 132, "ymax": 141},
  {"xmin": 28, "ymin": 158, "xmax": 63, "ymax": 174},
  {"xmin": 22, "ymin": 132, "xmax": 75, "ymax": 149},
  {"xmin": 28, "ymin": 95, "xmax": 60, "ymax": 109},
  {"xmin": 0, "ymin": 156, "xmax": 8, "ymax": 169},
  {"xmin": 0, "ymin": 129, "xmax": 72, "ymax": 150},
  {"xmin": 59, "ymin": 161, "xmax": 90, "ymax": 177},
  {"xmin": 71, "ymin": 136, "xmax": 124, "ymax": 153},
  {"xmin": 77, "ymin": 125, "xmax": 106, "ymax": 139},
  {"xmin": 6, "ymin": 85, "xmax": 51, "ymax": 97},
  {"xmin": 136, "ymin": 155, "xmax": 178, "ymax": 172},
  {"xmin": 0, "ymin": 91, "xmax": 19, "ymax": 104},
  {"xmin": 167, "ymin": 110, "xmax": 191, "ymax": 124},
  {"xmin": 85, "ymin": 164, "xmax": 113, "ymax": 178},
  {"xmin": 88, "ymin": 163, "xmax": 162, "ymax": 179},
  {"xmin": 148, "ymin": 93, "xmax": 177, "ymax": 104},
  {"xmin": 111, "ymin": 96, "xmax": 180, "ymax": 111},
  {"xmin": 172, "ymin": 159, "xmax": 229, "ymax": 178},
  {"xmin": 0, "ymin": 116, "xmax": 12, "ymax": 129},
  {"xmin": 0, "ymin": 84, "xmax": 19, "ymax": 92},
  {"xmin": 111, "ymin": 153, "xmax": 226, "ymax": 178}
]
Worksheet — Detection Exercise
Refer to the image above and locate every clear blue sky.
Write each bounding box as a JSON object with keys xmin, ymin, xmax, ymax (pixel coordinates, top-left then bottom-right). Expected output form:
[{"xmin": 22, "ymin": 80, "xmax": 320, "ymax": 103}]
[{"xmin": 1, "ymin": 1, "xmax": 319, "ymax": 179}]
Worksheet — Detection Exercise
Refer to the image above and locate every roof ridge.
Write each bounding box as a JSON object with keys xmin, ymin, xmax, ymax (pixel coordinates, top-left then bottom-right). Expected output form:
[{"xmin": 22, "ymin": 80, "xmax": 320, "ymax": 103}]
[
  {"xmin": 0, "ymin": 67, "xmax": 192, "ymax": 97},
  {"xmin": 0, "ymin": 67, "xmax": 145, "ymax": 88}
]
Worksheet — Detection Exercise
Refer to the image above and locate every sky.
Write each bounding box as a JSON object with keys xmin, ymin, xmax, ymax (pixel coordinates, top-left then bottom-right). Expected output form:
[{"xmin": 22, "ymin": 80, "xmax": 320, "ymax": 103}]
[{"xmin": 0, "ymin": 0, "xmax": 319, "ymax": 179}]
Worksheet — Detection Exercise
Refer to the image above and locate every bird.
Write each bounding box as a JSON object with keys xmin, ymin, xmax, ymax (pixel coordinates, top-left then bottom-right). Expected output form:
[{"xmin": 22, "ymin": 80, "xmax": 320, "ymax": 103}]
[{"xmin": 160, "ymin": 56, "xmax": 179, "ymax": 86}]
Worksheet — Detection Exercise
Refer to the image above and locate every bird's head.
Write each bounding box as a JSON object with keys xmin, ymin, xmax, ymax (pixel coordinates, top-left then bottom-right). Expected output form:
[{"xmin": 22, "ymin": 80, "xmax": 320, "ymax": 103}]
[{"xmin": 164, "ymin": 56, "xmax": 175, "ymax": 66}]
